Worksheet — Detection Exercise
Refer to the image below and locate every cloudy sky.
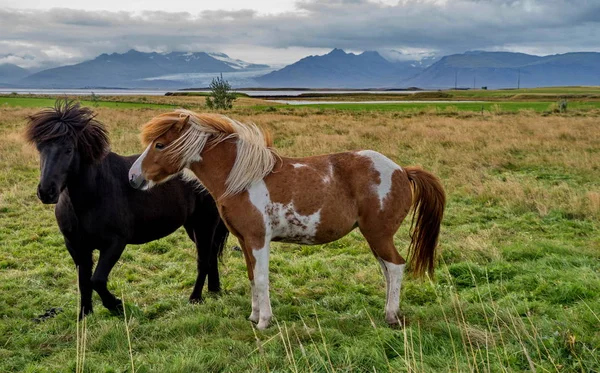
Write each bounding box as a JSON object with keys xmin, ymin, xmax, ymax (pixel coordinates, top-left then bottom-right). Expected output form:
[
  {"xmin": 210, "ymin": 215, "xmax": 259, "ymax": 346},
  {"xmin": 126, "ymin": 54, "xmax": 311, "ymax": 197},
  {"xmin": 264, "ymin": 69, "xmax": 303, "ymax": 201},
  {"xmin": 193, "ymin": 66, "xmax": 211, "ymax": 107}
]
[{"xmin": 1, "ymin": 0, "xmax": 599, "ymax": 70}]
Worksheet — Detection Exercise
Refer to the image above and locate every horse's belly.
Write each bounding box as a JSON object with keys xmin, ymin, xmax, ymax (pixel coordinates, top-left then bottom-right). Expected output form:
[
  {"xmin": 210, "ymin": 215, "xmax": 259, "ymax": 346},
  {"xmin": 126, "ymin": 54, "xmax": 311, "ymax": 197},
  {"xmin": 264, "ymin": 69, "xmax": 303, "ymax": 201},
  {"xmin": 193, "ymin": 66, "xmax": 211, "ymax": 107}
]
[
  {"xmin": 267, "ymin": 202, "xmax": 356, "ymax": 245},
  {"xmin": 267, "ymin": 202, "xmax": 321, "ymax": 244}
]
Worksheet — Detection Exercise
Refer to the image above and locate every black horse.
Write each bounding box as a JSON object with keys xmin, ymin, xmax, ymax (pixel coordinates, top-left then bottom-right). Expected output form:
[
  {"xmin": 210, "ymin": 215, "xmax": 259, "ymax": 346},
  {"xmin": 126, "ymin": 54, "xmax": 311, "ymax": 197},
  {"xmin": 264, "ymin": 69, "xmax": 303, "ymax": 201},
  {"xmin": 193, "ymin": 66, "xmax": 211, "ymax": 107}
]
[{"xmin": 25, "ymin": 100, "xmax": 229, "ymax": 318}]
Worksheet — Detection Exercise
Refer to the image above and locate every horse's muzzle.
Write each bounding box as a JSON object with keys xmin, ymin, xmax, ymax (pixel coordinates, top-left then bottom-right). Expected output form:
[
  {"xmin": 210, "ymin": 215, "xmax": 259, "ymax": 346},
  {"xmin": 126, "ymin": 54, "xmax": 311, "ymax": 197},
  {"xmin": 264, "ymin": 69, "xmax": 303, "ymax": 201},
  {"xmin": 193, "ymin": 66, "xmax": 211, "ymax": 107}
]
[
  {"xmin": 37, "ymin": 183, "xmax": 59, "ymax": 204},
  {"xmin": 129, "ymin": 145, "xmax": 150, "ymax": 190},
  {"xmin": 128, "ymin": 171, "xmax": 148, "ymax": 190}
]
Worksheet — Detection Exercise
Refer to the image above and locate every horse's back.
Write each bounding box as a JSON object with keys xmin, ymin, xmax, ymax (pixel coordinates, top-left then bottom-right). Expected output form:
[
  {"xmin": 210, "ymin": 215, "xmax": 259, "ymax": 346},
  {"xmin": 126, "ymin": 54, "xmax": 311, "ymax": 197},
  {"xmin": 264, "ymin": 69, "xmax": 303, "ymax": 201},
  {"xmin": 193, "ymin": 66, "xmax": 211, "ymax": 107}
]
[
  {"xmin": 61, "ymin": 152, "xmax": 211, "ymax": 246},
  {"xmin": 263, "ymin": 151, "xmax": 411, "ymax": 243}
]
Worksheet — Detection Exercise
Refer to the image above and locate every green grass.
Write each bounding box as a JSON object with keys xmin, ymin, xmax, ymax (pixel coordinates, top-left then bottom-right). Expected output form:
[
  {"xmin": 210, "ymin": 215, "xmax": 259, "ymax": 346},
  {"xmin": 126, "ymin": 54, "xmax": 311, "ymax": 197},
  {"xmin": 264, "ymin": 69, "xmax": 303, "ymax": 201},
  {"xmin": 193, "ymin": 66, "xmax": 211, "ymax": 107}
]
[
  {"xmin": 0, "ymin": 106, "xmax": 599, "ymax": 372},
  {"xmin": 255, "ymin": 101, "xmax": 600, "ymax": 113},
  {"xmin": 0, "ymin": 96, "xmax": 175, "ymax": 109},
  {"xmin": 446, "ymin": 86, "xmax": 600, "ymax": 98}
]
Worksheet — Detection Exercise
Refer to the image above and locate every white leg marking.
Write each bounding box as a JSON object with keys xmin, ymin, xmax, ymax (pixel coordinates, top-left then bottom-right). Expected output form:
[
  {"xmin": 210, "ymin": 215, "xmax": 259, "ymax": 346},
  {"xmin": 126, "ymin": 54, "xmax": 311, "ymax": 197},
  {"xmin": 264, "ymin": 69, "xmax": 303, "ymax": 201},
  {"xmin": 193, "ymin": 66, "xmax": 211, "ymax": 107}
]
[
  {"xmin": 249, "ymin": 280, "xmax": 260, "ymax": 323},
  {"xmin": 377, "ymin": 258, "xmax": 391, "ymax": 304},
  {"xmin": 253, "ymin": 245, "xmax": 272, "ymax": 330},
  {"xmin": 381, "ymin": 261, "xmax": 405, "ymax": 325},
  {"xmin": 357, "ymin": 150, "xmax": 402, "ymax": 209}
]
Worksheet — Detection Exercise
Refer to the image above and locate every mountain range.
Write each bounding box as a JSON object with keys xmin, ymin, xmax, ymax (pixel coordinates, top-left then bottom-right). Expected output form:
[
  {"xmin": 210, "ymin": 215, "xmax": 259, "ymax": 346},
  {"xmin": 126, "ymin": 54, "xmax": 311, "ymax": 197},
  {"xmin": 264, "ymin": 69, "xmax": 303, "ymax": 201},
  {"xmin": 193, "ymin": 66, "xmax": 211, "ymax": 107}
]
[
  {"xmin": 15, "ymin": 50, "xmax": 270, "ymax": 88},
  {"xmin": 2, "ymin": 49, "xmax": 600, "ymax": 89},
  {"xmin": 405, "ymin": 51, "xmax": 600, "ymax": 88},
  {"xmin": 256, "ymin": 48, "xmax": 428, "ymax": 88},
  {"xmin": 0, "ymin": 63, "xmax": 30, "ymax": 84}
]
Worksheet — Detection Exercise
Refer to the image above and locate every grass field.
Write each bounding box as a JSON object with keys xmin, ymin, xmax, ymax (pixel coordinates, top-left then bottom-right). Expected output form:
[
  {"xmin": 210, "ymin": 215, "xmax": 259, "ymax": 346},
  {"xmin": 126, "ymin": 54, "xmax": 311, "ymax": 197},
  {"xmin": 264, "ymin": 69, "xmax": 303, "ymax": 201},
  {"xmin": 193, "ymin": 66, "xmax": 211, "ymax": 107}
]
[
  {"xmin": 6, "ymin": 94, "xmax": 600, "ymax": 115},
  {"xmin": 445, "ymin": 86, "xmax": 600, "ymax": 99},
  {"xmin": 254, "ymin": 86, "xmax": 600, "ymax": 102},
  {"xmin": 0, "ymin": 100, "xmax": 599, "ymax": 372},
  {"xmin": 0, "ymin": 96, "xmax": 174, "ymax": 109},
  {"xmin": 257, "ymin": 101, "xmax": 600, "ymax": 113}
]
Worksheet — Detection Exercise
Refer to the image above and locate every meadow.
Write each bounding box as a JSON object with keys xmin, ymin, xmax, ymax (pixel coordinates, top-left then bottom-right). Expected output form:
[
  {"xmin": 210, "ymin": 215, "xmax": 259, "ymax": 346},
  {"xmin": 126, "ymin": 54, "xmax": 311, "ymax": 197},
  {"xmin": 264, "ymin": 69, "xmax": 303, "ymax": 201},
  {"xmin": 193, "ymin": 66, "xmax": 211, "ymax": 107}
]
[{"xmin": 0, "ymin": 96, "xmax": 599, "ymax": 372}]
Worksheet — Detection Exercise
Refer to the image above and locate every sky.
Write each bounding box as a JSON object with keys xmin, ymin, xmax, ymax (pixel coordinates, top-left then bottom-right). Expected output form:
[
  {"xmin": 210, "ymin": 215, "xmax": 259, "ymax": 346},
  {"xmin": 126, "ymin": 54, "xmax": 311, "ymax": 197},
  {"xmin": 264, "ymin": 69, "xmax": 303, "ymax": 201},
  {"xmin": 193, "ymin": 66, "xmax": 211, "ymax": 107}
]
[{"xmin": 1, "ymin": 0, "xmax": 600, "ymax": 70}]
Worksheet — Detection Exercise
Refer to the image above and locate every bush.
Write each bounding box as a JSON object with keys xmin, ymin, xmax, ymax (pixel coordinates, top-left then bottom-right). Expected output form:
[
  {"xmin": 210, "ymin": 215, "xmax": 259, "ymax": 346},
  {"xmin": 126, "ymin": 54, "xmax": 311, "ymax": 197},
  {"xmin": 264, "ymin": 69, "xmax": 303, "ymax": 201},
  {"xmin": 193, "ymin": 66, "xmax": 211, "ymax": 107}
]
[
  {"xmin": 206, "ymin": 74, "xmax": 236, "ymax": 110},
  {"xmin": 558, "ymin": 99, "xmax": 568, "ymax": 113}
]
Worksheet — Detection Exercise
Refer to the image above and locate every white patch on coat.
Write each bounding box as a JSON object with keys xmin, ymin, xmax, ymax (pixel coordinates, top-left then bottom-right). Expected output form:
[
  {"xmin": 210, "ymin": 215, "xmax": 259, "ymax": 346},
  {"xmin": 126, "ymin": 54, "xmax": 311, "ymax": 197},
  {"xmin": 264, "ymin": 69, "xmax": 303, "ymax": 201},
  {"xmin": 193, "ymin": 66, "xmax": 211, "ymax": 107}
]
[
  {"xmin": 292, "ymin": 163, "xmax": 307, "ymax": 169},
  {"xmin": 247, "ymin": 180, "xmax": 321, "ymax": 244},
  {"xmin": 357, "ymin": 150, "xmax": 402, "ymax": 209},
  {"xmin": 322, "ymin": 162, "xmax": 334, "ymax": 184},
  {"xmin": 380, "ymin": 260, "xmax": 405, "ymax": 324},
  {"xmin": 128, "ymin": 144, "xmax": 150, "ymax": 185},
  {"xmin": 184, "ymin": 152, "xmax": 202, "ymax": 166}
]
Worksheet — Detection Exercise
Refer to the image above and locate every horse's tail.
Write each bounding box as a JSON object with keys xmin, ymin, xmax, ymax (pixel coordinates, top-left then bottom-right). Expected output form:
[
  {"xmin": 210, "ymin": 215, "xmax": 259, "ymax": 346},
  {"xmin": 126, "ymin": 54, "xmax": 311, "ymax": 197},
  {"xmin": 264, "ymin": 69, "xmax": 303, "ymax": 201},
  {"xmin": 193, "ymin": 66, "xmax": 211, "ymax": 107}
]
[{"xmin": 404, "ymin": 166, "xmax": 445, "ymax": 278}]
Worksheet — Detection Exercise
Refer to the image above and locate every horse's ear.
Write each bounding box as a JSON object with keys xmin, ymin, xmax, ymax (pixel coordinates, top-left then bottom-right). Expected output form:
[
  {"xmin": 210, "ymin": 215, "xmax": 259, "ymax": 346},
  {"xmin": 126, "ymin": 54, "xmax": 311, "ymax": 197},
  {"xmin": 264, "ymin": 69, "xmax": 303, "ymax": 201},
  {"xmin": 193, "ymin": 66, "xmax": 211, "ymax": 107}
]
[{"xmin": 174, "ymin": 115, "xmax": 190, "ymax": 132}]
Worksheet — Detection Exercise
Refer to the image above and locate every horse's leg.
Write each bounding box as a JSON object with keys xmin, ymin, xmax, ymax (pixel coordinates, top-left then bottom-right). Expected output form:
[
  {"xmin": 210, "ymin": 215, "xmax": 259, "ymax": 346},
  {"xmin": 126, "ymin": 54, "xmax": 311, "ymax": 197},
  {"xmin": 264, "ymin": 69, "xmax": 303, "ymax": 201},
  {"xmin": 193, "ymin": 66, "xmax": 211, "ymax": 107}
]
[
  {"xmin": 252, "ymin": 241, "xmax": 272, "ymax": 330},
  {"xmin": 91, "ymin": 239, "xmax": 126, "ymax": 314},
  {"xmin": 65, "ymin": 239, "xmax": 94, "ymax": 319},
  {"xmin": 376, "ymin": 256, "xmax": 391, "ymax": 309},
  {"xmin": 239, "ymin": 241, "xmax": 258, "ymax": 323},
  {"xmin": 238, "ymin": 240, "xmax": 261, "ymax": 325},
  {"xmin": 361, "ymin": 229, "xmax": 406, "ymax": 326},
  {"xmin": 187, "ymin": 208, "xmax": 225, "ymax": 302},
  {"xmin": 208, "ymin": 219, "xmax": 229, "ymax": 293},
  {"xmin": 184, "ymin": 223, "xmax": 208, "ymax": 303}
]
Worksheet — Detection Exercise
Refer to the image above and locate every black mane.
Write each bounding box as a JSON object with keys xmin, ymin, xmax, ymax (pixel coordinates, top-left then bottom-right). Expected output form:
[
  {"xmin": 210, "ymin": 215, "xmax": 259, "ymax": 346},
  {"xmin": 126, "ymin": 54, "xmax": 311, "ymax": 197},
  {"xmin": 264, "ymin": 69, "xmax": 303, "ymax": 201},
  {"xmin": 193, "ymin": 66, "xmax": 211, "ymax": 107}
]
[{"xmin": 25, "ymin": 99, "xmax": 110, "ymax": 163}]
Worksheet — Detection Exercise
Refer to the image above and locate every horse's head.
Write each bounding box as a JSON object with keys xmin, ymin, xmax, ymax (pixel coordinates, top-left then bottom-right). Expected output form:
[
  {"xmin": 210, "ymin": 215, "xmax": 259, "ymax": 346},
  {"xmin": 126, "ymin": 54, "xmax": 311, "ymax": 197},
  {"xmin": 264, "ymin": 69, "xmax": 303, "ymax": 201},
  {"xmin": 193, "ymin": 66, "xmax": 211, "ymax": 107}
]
[
  {"xmin": 130, "ymin": 110, "xmax": 276, "ymax": 198},
  {"xmin": 129, "ymin": 112, "xmax": 192, "ymax": 190},
  {"xmin": 25, "ymin": 100, "xmax": 109, "ymax": 204}
]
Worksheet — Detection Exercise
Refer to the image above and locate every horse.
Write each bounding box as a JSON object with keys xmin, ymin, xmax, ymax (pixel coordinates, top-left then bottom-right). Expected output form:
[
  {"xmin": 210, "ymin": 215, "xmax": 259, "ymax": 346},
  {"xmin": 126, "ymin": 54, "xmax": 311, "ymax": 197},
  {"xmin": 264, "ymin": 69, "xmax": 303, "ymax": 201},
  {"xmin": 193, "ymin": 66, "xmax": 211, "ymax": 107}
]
[
  {"xmin": 25, "ymin": 101, "xmax": 229, "ymax": 319},
  {"xmin": 128, "ymin": 110, "xmax": 445, "ymax": 330}
]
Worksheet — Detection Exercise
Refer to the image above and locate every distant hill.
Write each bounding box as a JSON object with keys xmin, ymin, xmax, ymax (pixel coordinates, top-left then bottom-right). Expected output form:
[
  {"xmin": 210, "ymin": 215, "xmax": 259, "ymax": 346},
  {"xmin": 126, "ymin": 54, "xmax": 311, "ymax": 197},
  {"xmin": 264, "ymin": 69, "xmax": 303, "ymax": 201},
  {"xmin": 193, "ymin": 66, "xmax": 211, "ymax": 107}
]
[
  {"xmin": 19, "ymin": 50, "xmax": 269, "ymax": 88},
  {"xmin": 11, "ymin": 49, "xmax": 600, "ymax": 89},
  {"xmin": 256, "ymin": 49, "xmax": 426, "ymax": 88},
  {"xmin": 404, "ymin": 51, "xmax": 600, "ymax": 88},
  {"xmin": 0, "ymin": 64, "xmax": 30, "ymax": 84}
]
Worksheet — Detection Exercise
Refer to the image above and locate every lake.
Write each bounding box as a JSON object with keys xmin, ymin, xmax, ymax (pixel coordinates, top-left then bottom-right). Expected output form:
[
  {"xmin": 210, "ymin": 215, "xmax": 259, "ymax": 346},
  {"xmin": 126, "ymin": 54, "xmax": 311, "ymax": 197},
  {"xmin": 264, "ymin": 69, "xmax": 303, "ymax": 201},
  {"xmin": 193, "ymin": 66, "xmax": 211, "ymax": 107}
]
[{"xmin": 0, "ymin": 88, "xmax": 425, "ymax": 97}]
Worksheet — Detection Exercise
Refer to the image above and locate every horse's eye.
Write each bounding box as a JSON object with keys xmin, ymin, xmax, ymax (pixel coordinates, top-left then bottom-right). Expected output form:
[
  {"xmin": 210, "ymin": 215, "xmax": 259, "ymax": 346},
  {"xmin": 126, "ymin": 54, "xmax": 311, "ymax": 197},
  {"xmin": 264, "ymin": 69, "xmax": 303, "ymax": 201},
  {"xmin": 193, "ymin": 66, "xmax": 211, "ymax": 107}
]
[
  {"xmin": 155, "ymin": 143, "xmax": 165, "ymax": 150},
  {"xmin": 65, "ymin": 148, "xmax": 73, "ymax": 154}
]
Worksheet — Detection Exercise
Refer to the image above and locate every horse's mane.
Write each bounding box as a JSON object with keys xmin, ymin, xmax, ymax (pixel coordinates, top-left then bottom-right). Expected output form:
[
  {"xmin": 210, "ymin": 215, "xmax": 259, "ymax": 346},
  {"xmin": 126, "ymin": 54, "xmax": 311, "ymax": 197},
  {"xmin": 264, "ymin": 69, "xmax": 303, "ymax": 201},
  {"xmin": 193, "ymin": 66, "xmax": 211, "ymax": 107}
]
[
  {"xmin": 141, "ymin": 110, "xmax": 277, "ymax": 197},
  {"xmin": 25, "ymin": 99, "xmax": 110, "ymax": 163}
]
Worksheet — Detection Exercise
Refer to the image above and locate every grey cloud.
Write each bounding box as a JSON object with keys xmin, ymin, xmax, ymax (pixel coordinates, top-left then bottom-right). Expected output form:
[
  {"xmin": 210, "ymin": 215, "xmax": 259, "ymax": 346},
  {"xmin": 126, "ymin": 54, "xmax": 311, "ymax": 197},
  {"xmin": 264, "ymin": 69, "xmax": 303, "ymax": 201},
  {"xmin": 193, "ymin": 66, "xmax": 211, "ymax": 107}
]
[{"xmin": 1, "ymin": 0, "xmax": 600, "ymax": 68}]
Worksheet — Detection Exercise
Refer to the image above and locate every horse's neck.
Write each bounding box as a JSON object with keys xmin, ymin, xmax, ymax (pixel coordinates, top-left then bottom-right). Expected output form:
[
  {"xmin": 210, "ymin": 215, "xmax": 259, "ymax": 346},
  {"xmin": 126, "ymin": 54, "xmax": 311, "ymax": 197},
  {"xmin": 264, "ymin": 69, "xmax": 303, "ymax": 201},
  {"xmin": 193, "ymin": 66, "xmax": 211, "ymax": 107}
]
[
  {"xmin": 189, "ymin": 140, "xmax": 237, "ymax": 199},
  {"xmin": 65, "ymin": 158, "xmax": 103, "ymax": 207}
]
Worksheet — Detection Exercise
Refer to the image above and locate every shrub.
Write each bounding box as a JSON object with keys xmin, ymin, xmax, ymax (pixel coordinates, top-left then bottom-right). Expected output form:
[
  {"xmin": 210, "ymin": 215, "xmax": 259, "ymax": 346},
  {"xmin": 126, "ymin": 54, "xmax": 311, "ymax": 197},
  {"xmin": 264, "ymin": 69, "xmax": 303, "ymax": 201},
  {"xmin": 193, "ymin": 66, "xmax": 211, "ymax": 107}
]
[{"xmin": 206, "ymin": 74, "xmax": 236, "ymax": 110}]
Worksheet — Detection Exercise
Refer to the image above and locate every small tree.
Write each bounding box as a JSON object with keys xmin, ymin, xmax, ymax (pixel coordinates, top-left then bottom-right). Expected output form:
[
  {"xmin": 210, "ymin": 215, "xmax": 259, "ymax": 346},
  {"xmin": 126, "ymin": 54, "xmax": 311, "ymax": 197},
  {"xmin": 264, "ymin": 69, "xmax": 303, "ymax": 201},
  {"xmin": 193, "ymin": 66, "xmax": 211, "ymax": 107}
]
[
  {"xmin": 558, "ymin": 99, "xmax": 568, "ymax": 113},
  {"xmin": 206, "ymin": 73, "xmax": 236, "ymax": 110},
  {"xmin": 90, "ymin": 91, "xmax": 100, "ymax": 107}
]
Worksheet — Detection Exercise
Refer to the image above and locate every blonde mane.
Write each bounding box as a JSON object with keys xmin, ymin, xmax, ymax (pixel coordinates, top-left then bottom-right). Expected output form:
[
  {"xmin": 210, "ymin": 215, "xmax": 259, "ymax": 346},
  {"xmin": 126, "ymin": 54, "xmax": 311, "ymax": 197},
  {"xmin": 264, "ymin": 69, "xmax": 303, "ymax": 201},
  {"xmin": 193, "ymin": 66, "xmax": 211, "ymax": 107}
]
[{"xmin": 141, "ymin": 110, "xmax": 277, "ymax": 197}]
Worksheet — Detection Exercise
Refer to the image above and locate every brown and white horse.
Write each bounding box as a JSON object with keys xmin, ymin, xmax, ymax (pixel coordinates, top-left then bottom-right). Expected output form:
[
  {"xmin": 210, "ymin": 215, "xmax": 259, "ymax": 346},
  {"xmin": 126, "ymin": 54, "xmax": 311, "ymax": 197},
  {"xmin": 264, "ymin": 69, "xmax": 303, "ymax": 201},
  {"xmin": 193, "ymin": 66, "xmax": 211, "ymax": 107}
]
[{"xmin": 129, "ymin": 110, "xmax": 445, "ymax": 329}]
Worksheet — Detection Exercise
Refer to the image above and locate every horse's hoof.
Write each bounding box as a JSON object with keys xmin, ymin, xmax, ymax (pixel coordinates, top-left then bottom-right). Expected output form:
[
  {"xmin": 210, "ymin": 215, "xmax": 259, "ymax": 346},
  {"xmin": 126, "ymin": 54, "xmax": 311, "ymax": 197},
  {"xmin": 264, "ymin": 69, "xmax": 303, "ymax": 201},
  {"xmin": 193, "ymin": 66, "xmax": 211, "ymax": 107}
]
[
  {"xmin": 387, "ymin": 320, "xmax": 403, "ymax": 329},
  {"xmin": 78, "ymin": 306, "xmax": 93, "ymax": 320},
  {"xmin": 248, "ymin": 313, "xmax": 260, "ymax": 324},
  {"xmin": 207, "ymin": 286, "xmax": 221, "ymax": 294},
  {"xmin": 107, "ymin": 299, "xmax": 124, "ymax": 315},
  {"xmin": 189, "ymin": 296, "xmax": 204, "ymax": 304},
  {"xmin": 256, "ymin": 319, "xmax": 271, "ymax": 330},
  {"xmin": 386, "ymin": 314, "xmax": 406, "ymax": 328}
]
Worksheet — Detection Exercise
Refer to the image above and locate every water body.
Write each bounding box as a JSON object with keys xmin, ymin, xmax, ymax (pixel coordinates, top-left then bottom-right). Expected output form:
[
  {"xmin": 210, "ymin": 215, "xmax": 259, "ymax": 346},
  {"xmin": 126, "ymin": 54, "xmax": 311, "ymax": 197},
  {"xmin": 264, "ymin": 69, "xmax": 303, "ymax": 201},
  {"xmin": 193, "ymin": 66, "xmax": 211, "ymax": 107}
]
[
  {"xmin": 271, "ymin": 100, "xmax": 484, "ymax": 105},
  {"xmin": 0, "ymin": 88, "xmax": 426, "ymax": 97}
]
